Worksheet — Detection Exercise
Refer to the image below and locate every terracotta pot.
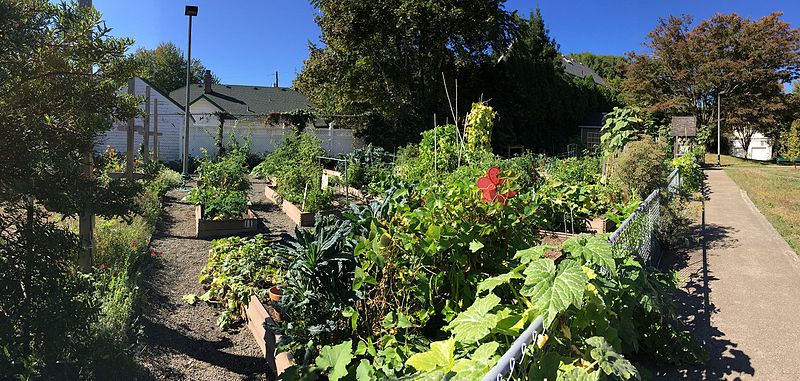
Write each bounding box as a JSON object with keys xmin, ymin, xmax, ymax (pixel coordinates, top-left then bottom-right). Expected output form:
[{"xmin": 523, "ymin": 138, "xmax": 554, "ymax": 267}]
[{"xmin": 268, "ymin": 286, "xmax": 283, "ymax": 302}]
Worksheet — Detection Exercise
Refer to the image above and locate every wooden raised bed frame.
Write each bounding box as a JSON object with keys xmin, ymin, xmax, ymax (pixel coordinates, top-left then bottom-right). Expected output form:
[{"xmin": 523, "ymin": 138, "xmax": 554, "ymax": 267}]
[
  {"xmin": 194, "ymin": 204, "xmax": 258, "ymax": 238},
  {"xmin": 245, "ymin": 295, "xmax": 294, "ymax": 377},
  {"xmin": 264, "ymin": 184, "xmax": 342, "ymax": 227}
]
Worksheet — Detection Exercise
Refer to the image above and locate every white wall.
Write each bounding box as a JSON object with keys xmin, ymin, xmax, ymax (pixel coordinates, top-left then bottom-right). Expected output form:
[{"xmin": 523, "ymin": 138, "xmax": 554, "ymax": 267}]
[
  {"xmin": 95, "ymin": 77, "xmax": 184, "ymax": 161},
  {"xmin": 730, "ymin": 132, "xmax": 773, "ymax": 161},
  {"xmin": 187, "ymin": 97, "xmax": 363, "ymax": 157}
]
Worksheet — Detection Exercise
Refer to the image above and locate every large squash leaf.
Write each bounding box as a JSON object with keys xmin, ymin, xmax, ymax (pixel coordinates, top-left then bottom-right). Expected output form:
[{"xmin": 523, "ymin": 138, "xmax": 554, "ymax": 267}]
[
  {"xmin": 476, "ymin": 271, "xmax": 523, "ymax": 294},
  {"xmin": 405, "ymin": 338, "xmax": 455, "ymax": 373},
  {"xmin": 585, "ymin": 336, "xmax": 640, "ymax": 380},
  {"xmin": 315, "ymin": 340, "xmax": 353, "ymax": 381},
  {"xmin": 521, "ymin": 259, "xmax": 588, "ymax": 326},
  {"xmin": 445, "ymin": 293, "xmax": 501, "ymax": 343},
  {"xmin": 562, "ymin": 235, "xmax": 616, "ymax": 275}
]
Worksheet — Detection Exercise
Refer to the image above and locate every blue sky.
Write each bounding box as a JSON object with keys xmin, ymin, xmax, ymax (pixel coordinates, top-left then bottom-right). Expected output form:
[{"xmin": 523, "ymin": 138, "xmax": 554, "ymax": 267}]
[{"xmin": 92, "ymin": 0, "xmax": 800, "ymax": 87}]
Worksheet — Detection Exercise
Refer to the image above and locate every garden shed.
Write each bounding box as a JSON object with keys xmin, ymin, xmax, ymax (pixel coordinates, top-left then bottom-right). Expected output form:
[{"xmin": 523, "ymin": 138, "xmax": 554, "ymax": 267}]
[{"xmin": 671, "ymin": 116, "xmax": 697, "ymax": 157}]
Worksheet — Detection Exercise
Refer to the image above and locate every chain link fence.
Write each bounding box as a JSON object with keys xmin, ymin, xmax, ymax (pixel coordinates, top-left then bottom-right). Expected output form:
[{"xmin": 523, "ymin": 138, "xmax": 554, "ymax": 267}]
[
  {"xmin": 609, "ymin": 168, "xmax": 680, "ymax": 266},
  {"xmin": 483, "ymin": 169, "xmax": 682, "ymax": 380}
]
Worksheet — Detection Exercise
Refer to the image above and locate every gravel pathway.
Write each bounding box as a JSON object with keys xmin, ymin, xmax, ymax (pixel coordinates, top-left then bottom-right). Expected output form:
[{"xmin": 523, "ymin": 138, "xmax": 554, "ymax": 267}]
[{"xmin": 136, "ymin": 180, "xmax": 295, "ymax": 380}]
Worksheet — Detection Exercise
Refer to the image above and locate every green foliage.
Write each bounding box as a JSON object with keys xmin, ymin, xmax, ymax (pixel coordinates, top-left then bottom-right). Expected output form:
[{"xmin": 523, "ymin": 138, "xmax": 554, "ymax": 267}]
[
  {"xmin": 188, "ymin": 147, "xmax": 251, "ymax": 220},
  {"xmin": 600, "ymin": 106, "xmax": 646, "ymax": 156},
  {"xmin": 252, "ymin": 132, "xmax": 335, "ymax": 211},
  {"xmin": 464, "ymin": 102, "xmax": 496, "ymax": 153},
  {"xmin": 541, "ymin": 156, "xmax": 601, "ymax": 184},
  {"xmin": 672, "ymin": 152, "xmax": 703, "ymax": 193},
  {"xmin": 132, "ymin": 41, "xmax": 217, "ymax": 93},
  {"xmin": 395, "ymin": 124, "xmax": 461, "ymax": 181},
  {"xmin": 608, "ymin": 137, "xmax": 669, "ymax": 200},
  {"xmin": 566, "ymin": 52, "xmax": 627, "ymax": 81},
  {"xmin": 188, "ymin": 187, "xmax": 249, "ymax": 220},
  {"xmin": 412, "ymin": 235, "xmax": 702, "ymax": 380},
  {"xmin": 784, "ymin": 120, "xmax": 800, "ymax": 166},
  {"xmin": 488, "ymin": 9, "xmax": 619, "ymax": 152},
  {"xmin": 272, "ymin": 216, "xmax": 357, "ymax": 359},
  {"xmin": 199, "ymin": 235, "xmax": 283, "ymax": 328},
  {"xmin": 294, "ymin": 0, "xmax": 516, "ymax": 149},
  {"xmin": 342, "ymin": 144, "xmax": 397, "ymax": 196}
]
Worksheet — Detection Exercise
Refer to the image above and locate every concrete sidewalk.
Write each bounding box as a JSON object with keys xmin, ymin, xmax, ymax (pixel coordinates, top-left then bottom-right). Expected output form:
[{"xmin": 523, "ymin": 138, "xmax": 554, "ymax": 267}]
[{"xmin": 657, "ymin": 168, "xmax": 800, "ymax": 380}]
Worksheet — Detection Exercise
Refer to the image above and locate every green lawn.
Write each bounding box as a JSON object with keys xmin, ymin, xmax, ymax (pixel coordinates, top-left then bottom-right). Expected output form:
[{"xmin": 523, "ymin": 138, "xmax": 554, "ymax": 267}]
[{"xmin": 707, "ymin": 154, "xmax": 800, "ymax": 253}]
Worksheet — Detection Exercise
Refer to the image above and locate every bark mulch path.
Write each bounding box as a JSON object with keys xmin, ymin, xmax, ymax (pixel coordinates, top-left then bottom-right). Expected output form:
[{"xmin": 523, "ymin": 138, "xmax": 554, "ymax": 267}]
[{"xmin": 136, "ymin": 180, "xmax": 295, "ymax": 380}]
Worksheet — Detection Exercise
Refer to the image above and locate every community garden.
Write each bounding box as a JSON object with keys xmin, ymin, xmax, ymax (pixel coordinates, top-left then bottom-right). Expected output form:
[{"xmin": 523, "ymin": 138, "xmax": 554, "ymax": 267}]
[{"xmin": 194, "ymin": 103, "xmax": 706, "ymax": 380}]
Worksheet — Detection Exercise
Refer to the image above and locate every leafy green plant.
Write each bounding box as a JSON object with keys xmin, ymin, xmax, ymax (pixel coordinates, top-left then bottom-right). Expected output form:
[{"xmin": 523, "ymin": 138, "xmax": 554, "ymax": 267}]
[
  {"xmin": 199, "ymin": 235, "xmax": 283, "ymax": 328},
  {"xmin": 607, "ymin": 137, "xmax": 669, "ymax": 200},
  {"xmin": 187, "ymin": 146, "xmax": 252, "ymax": 220},
  {"xmin": 672, "ymin": 152, "xmax": 703, "ymax": 193},
  {"xmin": 187, "ymin": 187, "xmax": 248, "ymax": 220},
  {"xmin": 464, "ymin": 102, "xmax": 496, "ymax": 153},
  {"xmin": 600, "ymin": 106, "xmax": 647, "ymax": 156},
  {"xmin": 271, "ymin": 216, "xmax": 358, "ymax": 360}
]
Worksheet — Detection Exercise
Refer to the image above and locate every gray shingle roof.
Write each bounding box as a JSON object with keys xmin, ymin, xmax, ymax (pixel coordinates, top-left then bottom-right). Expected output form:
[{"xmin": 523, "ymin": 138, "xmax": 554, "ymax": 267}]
[
  {"xmin": 169, "ymin": 84, "xmax": 311, "ymax": 118},
  {"xmin": 561, "ymin": 57, "xmax": 605, "ymax": 85},
  {"xmin": 671, "ymin": 116, "xmax": 697, "ymax": 137},
  {"xmin": 579, "ymin": 112, "xmax": 607, "ymax": 127}
]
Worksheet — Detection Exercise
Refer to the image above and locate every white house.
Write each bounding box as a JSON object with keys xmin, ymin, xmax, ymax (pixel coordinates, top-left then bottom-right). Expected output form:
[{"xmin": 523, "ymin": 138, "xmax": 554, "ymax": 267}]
[
  {"xmin": 730, "ymin": 131, "xmax": 774, "ymax": 161},
  {"xmin": 95, "ymin": 77, "xmax": 187, "ymax": 161},
  {"xmin": 169, "ymin": 70, "xmax": 362, "ymax": 158}
]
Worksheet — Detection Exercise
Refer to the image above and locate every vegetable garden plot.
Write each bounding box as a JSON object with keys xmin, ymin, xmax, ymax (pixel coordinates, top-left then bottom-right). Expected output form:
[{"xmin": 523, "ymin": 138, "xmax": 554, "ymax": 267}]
[{"xmin": 195, "ymin": 204, "xmax": 258, "ymax": 238}]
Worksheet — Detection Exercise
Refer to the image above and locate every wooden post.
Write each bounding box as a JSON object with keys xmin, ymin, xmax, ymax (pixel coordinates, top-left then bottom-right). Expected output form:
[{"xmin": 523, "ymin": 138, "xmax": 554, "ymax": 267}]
[
  {"xmin": 126, "ymin": 78, "xmax": 135, "ymax": 181},
  {"xmin": 143, "ymin": 86, "xmax": 150, "ymax": 164},
  {"xmin": 78, "ymin": 0, "xmax": 94, "ymax": 273},
  {"xmin": 153, "ymin": 100, "xmax": 159, "ymax": 161}
]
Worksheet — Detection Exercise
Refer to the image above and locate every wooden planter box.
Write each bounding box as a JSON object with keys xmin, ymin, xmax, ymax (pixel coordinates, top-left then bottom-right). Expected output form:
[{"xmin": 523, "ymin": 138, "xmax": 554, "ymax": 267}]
[
  {"xmin": 244, "ymin": 295, "xmax": 295, "ymax": 378},
  {"xmin": 587, "ymin": 217, "xmax": 616, "ymax": 234},
  {"xmin": 195, "ymin": 204, "xmax": 258, "ymax": 238},
  {"xmin": 265, "ymin": 185, "xmax": 342, "ymax": 226},
  {"xmin": 107, "ymin": 172, "xmax": 145, "ymax": 180},
  {"xmin": 281, "ymin": 199, "xmax": 341, "ymax": 227},
  {"xmin": 264, "ymin": 184, "xmax": 282, "ymax": 204}
]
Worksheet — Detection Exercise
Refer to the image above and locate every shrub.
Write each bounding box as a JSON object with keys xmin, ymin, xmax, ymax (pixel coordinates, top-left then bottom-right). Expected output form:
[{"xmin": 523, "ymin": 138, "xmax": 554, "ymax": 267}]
[
  {"xmin": 672, "ymin": 152, "xmax": 703, "ymax": 193},
  {"xmin": 608, "ymin": 137, "xmax": 669, "ymax": 200}
]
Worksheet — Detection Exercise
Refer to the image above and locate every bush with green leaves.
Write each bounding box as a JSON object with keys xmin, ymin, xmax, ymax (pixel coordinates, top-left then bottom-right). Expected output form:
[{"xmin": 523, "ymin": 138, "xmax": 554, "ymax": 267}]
[
  {"xmin": 672, "ymin": 150, "xmax": 703, "ymax": 193},
  {"xmin": 608, "ymin": 137, "xmax": 669, "ymax": 200}
]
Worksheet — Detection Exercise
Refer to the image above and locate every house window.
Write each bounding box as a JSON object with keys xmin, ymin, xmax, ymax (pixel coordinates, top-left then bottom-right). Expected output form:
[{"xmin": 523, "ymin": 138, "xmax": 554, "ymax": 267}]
[{"xmin": 586, "ymin": 131, "xmax": 601, "ymax": 147}]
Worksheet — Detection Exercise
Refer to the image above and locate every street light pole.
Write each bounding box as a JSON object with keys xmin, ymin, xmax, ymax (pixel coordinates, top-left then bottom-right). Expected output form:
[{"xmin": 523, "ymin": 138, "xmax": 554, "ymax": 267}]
[
  {"xmin": 717, "ymin": 91, "xmax": 722, "ymax": 166},
  {"xmin": 183, "ymin": 5, "xmax": 198, "ymax": 178}
]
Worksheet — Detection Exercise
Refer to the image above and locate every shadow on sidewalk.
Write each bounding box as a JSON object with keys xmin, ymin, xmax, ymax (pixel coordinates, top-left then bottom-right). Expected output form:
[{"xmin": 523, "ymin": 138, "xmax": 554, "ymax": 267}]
[{"xmin": 654, "ymin": 200, "xmax": 754, "ymax": 379}]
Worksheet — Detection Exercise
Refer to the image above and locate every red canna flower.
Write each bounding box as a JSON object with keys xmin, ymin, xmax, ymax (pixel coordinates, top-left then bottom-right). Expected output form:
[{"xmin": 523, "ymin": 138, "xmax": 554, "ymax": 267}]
[
  {"xmin": 131, "ymin": 240, "xmax": 137, "ymax": 248},
  {"xmin": 477, "ymin": 167, "xmax": 516, "ymax": 204}
]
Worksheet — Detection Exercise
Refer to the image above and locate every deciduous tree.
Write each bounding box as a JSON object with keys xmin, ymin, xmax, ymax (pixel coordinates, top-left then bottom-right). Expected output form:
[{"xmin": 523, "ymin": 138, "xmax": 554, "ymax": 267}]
[
  {"xmin": 132, "ymin": 41, "xmax": 218, "ymax": 93},
  {"xmin": 624, "ymin": 13, "xmax": 800, "ymax": 135}
]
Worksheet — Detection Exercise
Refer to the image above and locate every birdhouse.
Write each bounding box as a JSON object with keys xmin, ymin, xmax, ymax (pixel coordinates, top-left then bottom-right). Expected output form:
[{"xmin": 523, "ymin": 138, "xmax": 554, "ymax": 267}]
[{"xmin": 671, "ymin": 116, "xmax": 697, "ymax": 157}]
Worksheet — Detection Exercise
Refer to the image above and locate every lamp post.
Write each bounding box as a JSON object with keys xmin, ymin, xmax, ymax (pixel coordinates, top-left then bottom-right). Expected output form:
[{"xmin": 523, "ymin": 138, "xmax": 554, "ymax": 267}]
[
  {"xmin": 717, "ymin": 91, "xmax": 724, "ymax": 166},
  {"xmin": 182, "ymin": 5, "xmax": 198, "ymax": 179}
]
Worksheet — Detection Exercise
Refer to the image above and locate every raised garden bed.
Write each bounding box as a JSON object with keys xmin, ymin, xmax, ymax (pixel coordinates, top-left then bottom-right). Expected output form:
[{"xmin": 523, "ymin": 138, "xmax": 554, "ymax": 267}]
[
  {"xmin": 587, "ymin": 217, "xmax": 616, "ymax": 234},
  {"xmin": 244, "ymin": 295, "xmax": 294, "ymax": 378},
  {"xmin": 194, "ymin": 204, "xmax": 258, "ymax": 238},
  {"xmin": 264, "ymin": 184, "xmax": 342, "ymax": 226}
]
